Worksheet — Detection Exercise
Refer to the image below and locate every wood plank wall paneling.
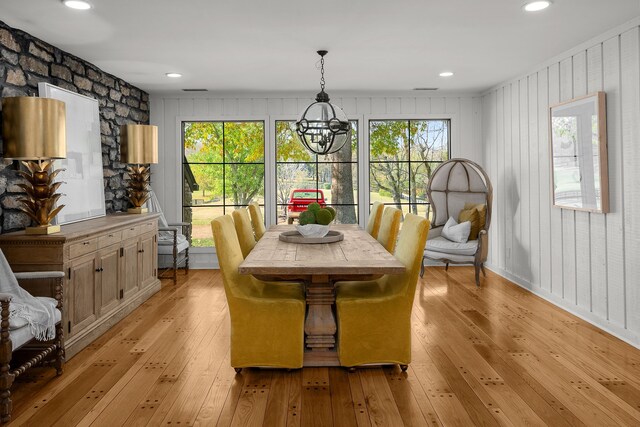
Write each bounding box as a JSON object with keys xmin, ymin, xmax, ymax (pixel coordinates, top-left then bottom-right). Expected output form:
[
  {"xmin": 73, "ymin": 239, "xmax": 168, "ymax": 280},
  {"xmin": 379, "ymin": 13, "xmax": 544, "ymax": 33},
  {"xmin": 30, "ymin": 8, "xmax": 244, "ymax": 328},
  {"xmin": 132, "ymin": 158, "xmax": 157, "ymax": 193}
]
[
  {"xmin": 482, "ymin": 24, "xmax": 640, "ymax": 347},
  {"xmin": 150, "ymin": 94, "xmax": 482, "ymax": 226}
]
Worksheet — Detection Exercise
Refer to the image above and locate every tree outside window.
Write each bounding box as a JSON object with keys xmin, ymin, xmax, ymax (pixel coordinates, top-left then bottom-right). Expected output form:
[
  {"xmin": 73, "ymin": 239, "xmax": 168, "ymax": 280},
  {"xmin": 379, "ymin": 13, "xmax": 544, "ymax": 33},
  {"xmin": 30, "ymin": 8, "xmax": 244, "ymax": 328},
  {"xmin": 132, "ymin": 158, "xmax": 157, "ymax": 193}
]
[
  {"xmin": 369, "ymin": 120, "xmax": 450, "ymax": 219},
  {"xmin": 275, "ymin": 120, "xmax": 358, "ymax": 224},
  {"xmin": 182, "ymin": 121, "xmax": 265, "ymax": 247}
]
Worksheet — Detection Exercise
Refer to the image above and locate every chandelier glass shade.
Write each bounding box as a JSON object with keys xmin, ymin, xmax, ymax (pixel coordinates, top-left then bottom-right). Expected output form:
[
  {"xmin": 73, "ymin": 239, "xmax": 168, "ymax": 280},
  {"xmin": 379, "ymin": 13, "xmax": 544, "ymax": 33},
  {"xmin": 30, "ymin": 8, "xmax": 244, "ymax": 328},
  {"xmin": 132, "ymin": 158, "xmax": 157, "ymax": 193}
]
[{"xmin": 295, "ymin": 51, "xmax": 350, "ymax": 155}]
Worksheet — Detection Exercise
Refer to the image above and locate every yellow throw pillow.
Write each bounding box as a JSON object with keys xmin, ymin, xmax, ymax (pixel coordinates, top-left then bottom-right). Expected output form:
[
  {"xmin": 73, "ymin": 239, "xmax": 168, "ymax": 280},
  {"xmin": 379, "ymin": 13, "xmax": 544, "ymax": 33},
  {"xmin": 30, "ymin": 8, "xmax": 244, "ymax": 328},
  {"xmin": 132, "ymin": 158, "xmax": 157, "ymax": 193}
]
[
  {"xmin": 464, "ymin": 202, "xmax": 487, "ymax": 232},
  {"xmin": 458, "ymin": 208, "xmax": 480, "ymax": 240}
]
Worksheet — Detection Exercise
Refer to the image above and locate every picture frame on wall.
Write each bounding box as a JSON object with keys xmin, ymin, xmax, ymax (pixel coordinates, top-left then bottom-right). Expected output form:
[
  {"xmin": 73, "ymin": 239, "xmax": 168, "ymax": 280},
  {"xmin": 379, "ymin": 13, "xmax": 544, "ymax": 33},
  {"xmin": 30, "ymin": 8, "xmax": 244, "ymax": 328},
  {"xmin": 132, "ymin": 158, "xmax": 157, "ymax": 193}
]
[
  {"xmin": 38, "ymin": 82, "xmax": 106, "ymax": 224},
  {"xmin": 549, "ymin": 91, "xmax": 609, "ymax": 213}
]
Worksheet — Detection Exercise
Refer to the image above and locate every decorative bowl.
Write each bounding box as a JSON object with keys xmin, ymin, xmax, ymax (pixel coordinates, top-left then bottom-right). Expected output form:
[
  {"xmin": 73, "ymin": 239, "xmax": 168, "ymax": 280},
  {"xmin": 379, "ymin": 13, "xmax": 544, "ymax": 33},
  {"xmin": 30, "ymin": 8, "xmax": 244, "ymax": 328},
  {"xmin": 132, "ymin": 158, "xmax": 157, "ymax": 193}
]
[{"xmin": 296, "ymin": 224, "xmax": 330, "ymax": 238}]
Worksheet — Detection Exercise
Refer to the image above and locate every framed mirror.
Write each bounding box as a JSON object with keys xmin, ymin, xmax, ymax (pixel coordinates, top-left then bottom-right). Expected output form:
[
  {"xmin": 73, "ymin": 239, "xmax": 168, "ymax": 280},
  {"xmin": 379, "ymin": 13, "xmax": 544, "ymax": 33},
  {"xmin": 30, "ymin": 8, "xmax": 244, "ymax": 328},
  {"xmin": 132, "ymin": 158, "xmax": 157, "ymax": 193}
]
[{"xmin": 550, "ymin": 92, "xmax": 608, "ymax": 213}]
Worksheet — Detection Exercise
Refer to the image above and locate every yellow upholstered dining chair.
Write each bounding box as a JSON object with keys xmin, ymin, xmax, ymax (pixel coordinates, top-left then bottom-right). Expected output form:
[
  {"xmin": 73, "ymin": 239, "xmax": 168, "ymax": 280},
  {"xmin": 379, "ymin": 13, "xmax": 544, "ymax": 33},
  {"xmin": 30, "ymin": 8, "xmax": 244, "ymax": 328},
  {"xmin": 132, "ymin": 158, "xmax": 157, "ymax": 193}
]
[
  {"xmin": 232, "ymin": 207, "xmax": 256, "ymax": 258},
  {"xmin": 335, "ymin": 213, "xmax": 429, "ymax": 370},
  {"xmin": 377, "ymin": 206, "xmax": 402, "ymax": 253},
  {"xmin": 248, "ymin": 202, "xmax": 266, "ymax": 241},
  {"xmin": 365, "ymin": 201, "xmax": 384, "ymax": 239},
  {"xmin": 211, "ymin": 215, "xmax": 306, "ymax": 370}
]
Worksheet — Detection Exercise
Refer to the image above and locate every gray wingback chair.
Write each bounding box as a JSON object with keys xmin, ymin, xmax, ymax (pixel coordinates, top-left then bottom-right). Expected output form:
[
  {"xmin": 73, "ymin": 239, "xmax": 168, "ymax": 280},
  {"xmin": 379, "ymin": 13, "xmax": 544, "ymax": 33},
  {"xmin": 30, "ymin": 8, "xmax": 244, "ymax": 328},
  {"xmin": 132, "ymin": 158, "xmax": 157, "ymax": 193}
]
[{"xmin": 421, "ymin": 158, "xmax": 493, "ymax": 286}]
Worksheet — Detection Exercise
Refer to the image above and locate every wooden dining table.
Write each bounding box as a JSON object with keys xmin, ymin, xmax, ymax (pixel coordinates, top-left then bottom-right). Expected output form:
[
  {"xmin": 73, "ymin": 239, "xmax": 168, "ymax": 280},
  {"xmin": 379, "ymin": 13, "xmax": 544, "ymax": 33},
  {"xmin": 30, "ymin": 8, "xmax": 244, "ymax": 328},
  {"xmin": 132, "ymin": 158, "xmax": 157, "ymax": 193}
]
[{"xmin": 238, "ymin": 224, "xmax": 405, "ymax": 367}]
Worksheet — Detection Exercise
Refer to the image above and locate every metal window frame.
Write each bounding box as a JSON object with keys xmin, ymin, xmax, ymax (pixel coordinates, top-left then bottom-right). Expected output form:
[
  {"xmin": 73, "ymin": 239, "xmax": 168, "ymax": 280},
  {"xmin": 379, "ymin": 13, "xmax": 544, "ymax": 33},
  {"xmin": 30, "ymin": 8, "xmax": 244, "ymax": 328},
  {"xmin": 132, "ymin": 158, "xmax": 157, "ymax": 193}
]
[
  {"xmin": 363, "ymin": 114, "xmax": 454, "ymax": 226},
  {"xmin": 273, "ymin": 118, "xmax": 360, "ymax": 225},
  {"xmin": 178, "ymin": 116, "xmax": 269, "ymax": 253}
]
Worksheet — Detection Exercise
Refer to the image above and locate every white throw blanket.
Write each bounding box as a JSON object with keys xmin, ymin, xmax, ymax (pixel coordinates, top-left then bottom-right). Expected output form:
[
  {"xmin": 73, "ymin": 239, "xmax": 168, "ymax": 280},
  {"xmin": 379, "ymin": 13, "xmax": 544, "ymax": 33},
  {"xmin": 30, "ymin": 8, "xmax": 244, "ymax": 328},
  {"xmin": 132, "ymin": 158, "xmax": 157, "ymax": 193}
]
[{"xmin": 0, "ymin": 250, "xmax": 57, "ymax": 341}]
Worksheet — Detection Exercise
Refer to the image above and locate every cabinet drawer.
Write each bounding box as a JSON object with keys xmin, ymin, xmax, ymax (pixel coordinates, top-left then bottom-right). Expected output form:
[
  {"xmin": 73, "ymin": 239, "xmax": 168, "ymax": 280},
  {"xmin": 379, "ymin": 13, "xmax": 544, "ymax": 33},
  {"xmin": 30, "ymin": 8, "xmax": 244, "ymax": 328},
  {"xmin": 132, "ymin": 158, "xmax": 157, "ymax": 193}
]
[
  {"xmin": 99, "ymin": 230, "xmax": 122, "ymax": 248},
  {"xmin": 140, "ymin": 221, "xmax": 156, "ymax": 235},
  {"xmin": 122, "ymin": 225, "xmax": 140, "ymax": 240},
  {"xmin": 69, "ymin": 238, "xmax": 97, "ymax": 259}
]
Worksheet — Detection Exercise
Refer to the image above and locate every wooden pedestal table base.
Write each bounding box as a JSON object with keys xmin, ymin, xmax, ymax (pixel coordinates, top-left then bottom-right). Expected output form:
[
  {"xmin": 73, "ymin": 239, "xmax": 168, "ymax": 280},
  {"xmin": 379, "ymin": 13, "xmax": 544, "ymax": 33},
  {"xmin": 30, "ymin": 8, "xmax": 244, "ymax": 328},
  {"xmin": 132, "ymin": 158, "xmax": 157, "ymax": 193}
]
[{"xmin": 303, "ymin": 276, "xmax": 339, "ymax": 367}]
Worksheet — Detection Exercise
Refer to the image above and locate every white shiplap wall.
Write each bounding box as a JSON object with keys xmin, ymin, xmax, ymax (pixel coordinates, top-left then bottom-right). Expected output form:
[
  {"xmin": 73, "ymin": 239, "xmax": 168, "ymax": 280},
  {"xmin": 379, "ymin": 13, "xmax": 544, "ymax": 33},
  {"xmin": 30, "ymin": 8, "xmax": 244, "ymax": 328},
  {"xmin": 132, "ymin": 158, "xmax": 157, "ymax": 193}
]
[
  {"xmin": 150, "ymin": 93, "xmax": 482, "ymax": 267},
  {"xmin": 482, "ymin": 22, "xmax": 640, "ymax": 347}
]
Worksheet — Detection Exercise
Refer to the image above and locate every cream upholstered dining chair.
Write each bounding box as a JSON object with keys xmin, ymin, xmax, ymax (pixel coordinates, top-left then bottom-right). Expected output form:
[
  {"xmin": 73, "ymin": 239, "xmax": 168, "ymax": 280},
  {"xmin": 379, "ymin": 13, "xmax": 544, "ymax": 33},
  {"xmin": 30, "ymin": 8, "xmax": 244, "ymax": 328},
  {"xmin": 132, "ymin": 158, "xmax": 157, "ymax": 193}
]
[
  {"xmin": 146, "ymin": 190, "xmax": 190, "ymax": 284},
  {"xmin": 377, "ymin": 206, "xmax": 402, "ymax": 253},
  {"xmin": 335, "ymin": 214, "xmax": 430, "ymax": 370},
  {"xmin": 0, "ymin": 250, "xmax": 65, "ymax": 423},
  {"xmin": 248, "ymin": 202, "xmax": 266, "ymax": 241},
  {"xmin": 421, "ymin": 158, "xmax": 493, "ymax": 286},
  {"xmin": 232, "ymin": 207, "xmax": 257, "ymax": 258},
  {"xmin": 365, "ymin": 201, "xmax": 384, "ymax": 239},
  {"xmin": 211, "ymin": 215, "xmax": 305, "ymax": 370}
]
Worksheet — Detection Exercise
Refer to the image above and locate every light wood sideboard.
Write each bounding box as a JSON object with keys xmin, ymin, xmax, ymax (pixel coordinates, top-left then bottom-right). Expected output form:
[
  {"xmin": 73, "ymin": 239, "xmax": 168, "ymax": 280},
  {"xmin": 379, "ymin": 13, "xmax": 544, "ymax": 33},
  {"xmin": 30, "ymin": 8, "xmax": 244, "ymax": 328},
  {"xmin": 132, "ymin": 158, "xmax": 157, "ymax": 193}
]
[{"xmin": 0, "ymin": 213, "xmax": 161, "ymax": 358}]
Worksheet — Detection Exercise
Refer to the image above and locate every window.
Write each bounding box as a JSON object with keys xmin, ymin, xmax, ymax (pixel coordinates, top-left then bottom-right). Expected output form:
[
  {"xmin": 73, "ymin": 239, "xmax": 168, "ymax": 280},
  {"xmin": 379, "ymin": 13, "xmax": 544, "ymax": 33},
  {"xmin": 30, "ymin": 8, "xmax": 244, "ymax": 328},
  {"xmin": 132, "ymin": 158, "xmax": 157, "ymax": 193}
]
[
  {"xmin": 182, "ymin": 121, "xmax": 265, "ymax": 247},
  {"xmin": 275, "ymin": 120, "xmax": 358, "ymax": 224},
  {"xmin": 369, "ymin": 119, "xmax": 450, "ymax": 219}
]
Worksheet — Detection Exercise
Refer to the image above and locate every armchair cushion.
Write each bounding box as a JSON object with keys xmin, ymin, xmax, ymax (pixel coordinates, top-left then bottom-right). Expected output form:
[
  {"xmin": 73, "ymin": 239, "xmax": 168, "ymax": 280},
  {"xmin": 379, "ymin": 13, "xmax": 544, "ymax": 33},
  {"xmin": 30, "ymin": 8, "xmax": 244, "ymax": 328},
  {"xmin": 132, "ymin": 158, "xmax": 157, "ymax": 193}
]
[
  {"xmin": 458, "ymin": 208, "xmax": 480, "ymax": 240},
  {"xmin": 464, "ymin": 202, "xmax": 487, "ymax": 231},
  {"xmin": 441, "ymin": 217, "xmax": 471, "ymax": 243},
  {"xmin": 157, "ymin": 232, "xmax": 188, "ymax": 246},
  {"xmin": 425, "ymin": 236, "xmax": 478, "ymax": 256},
  {"xmin": 158, "ymin": 238, "xmax": 189, "ymax": 255}
]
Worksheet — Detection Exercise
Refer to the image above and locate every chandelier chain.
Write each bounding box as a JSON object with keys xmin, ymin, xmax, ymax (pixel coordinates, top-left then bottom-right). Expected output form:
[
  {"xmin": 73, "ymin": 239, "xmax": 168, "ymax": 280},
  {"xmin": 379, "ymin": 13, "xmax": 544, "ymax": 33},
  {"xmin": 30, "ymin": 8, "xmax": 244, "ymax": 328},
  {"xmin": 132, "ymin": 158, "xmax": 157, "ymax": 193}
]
[{"xmin": 320, "ymin": 56, "xmax": 325, "ymax": 92}]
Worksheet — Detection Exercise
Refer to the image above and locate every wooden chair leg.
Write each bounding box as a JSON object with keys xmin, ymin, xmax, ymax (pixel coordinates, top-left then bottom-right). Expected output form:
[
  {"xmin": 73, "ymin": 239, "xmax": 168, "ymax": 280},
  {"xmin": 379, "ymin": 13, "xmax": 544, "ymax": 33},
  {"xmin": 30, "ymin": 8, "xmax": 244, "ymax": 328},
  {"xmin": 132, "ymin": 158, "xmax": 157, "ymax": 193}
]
[
  {"xmin": 474, "ymin": 263, "xmax": 481, "ymax": 287},
  {"xmin": 173, "ymin": 250, "xmax": 177, "ymax": 284},
  {"xmin": 445, "ymin": 262, "xmax": 449, "ymax": 271},
  {"xmin": 481, "ymin": 263, "xmax": 486, "ymax": 277},
  {"xmin": 54, "ymin": 277, "xmax": 65, "ymax": 375},
  {"xmin": 0, "ymin": 375, "xmax": 12, "ymax": 425},
  {"xmin": 420, "ymin": 257, "xmax": 425, "ymax": 278},
  {"xmin": 399, "ymin": 364, "xmax": 408, "ymax": 372},
  {"xmin": 234, "ymin": 367, "xmax": 242, "ymax": 374},
  {"xmin": 0, "ymin": 301, "xmax": 13, "ymax": 423},
  {"xmin": 185, "ymin": 248, "xmax": 189, "ymax": 272},
  {"xmin": 55, "ymin": 322, "xmax": 65, "ymax": 376}
]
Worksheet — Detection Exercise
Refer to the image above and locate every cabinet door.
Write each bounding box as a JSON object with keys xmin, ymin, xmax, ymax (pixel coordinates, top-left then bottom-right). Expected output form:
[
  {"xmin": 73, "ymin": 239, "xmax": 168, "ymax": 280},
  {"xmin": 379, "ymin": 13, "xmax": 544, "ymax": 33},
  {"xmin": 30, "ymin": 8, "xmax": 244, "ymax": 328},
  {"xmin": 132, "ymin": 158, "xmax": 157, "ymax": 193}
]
[
  {"xmin": 121, "ymin": 238, "xmax": 140, "ymax": 299},
  {"xmin": 139, "ymin": 232, "xmax": 156, "ymax": 289},
  {"xmin": 98, "ymin": 245, "xmax": 120, "ymax": 315},
  {"xmin": 69, "ymin": 253, "xmax": 98, "ymax": 336}
]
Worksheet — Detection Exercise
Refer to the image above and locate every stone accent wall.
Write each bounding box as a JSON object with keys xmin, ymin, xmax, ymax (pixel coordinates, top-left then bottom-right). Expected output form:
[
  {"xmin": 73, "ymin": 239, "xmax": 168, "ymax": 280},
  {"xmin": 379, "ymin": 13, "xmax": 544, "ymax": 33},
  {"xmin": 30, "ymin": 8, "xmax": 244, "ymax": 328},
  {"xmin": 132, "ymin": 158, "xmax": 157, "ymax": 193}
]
[{"xmin": 0, "ymin": 20, "xmax": 150, "ymax": 233}]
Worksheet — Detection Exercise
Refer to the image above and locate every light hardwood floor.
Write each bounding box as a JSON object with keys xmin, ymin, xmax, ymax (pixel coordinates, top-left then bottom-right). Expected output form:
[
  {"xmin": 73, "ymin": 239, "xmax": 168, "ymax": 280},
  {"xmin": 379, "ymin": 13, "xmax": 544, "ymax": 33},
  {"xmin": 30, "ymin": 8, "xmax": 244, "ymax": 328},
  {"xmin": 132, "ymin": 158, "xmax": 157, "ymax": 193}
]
[{"xmin": 8, "ymin": 267, "xmax": 640, "ymax": 426}]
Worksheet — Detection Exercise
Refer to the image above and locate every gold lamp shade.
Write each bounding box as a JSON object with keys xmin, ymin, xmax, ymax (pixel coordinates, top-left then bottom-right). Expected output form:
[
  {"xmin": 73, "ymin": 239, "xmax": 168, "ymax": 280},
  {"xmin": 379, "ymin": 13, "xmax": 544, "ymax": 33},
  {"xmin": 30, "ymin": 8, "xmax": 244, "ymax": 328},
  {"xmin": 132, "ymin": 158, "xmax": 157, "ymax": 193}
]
[
  {"xmin": 119, "ymin": 124, "xmax": 158, "ymax": 214},
  {"xmin": 120, "ymin": 124, "xmax": 158, "ymax": 164},
  {"xmin": 1, "ymin": 96, "xmax": 67, "ymax": 235},
  {"xmin": 2, "ymin": 97, "xmax": 66, "ymax": 159}
]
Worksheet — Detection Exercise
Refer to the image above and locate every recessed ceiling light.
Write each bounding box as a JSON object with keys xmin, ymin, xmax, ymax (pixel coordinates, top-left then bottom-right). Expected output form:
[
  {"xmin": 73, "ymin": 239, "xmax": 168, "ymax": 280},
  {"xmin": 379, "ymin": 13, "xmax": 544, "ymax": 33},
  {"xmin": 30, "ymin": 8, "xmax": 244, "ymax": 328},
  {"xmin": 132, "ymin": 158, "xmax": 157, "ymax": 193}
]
[
  {"xmin": 524, "ymin": 1, "xmax": 551, "ymax": 12},
  {"xmin": 165, "ymin": 73, "xmax": 182, "ymax": 78},
  {"xmin": 62, "ymin": 0, "xmax": 92, "ymax": 10},
  {"xmin": 439, "ymin": 71, "xmax": 454, "ymax": 77}
]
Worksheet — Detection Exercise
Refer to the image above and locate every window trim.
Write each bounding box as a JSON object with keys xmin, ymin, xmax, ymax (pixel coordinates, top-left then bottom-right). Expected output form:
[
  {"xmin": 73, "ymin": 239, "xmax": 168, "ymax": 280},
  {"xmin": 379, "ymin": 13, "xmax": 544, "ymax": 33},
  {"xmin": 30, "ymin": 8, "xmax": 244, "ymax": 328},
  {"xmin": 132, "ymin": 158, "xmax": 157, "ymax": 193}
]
[{"xmin": 177, "ymin": 115, "xmax": 270, "ymax": 254}]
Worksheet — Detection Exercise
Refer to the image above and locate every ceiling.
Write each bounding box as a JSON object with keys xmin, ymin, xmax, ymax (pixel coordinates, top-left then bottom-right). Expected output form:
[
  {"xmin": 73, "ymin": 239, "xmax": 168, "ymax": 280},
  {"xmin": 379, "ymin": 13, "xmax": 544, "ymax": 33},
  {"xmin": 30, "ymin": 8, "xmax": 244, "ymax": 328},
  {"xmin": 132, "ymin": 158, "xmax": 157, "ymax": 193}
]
[{"xmin": 1, "ymin": 0, "xmax": 638, "ymax": 94}]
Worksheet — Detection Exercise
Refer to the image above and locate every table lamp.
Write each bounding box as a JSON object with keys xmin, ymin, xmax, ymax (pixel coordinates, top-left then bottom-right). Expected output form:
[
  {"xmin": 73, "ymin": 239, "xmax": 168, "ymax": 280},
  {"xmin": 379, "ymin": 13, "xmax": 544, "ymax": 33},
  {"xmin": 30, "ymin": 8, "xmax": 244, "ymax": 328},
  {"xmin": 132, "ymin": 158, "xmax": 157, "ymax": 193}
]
[
  {"xmin": 120, "ymin": 124, "xmax": 158, "ymax": 214},
  {"xmin": 2, "ymin": 97, "xmax": 67, "ymax": 235}
]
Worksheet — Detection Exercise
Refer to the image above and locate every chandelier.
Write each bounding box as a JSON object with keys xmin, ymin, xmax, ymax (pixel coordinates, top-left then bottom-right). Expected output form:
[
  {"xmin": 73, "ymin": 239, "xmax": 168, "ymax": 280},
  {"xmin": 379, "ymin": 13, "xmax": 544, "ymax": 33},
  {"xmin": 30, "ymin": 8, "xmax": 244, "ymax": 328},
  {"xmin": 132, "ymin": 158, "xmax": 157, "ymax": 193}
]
[{"xmin": 295, "ymin": 50, "xmax": 350, "ymax": 155}]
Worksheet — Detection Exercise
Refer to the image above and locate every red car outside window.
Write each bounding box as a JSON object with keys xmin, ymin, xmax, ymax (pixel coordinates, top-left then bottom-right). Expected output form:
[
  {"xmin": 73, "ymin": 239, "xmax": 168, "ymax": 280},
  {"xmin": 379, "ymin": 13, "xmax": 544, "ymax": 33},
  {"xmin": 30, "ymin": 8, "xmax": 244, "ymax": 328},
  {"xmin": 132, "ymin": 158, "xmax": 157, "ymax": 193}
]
[{"xmin": 286, "ymin": 189, "xmax": 326, "ymax": 223}]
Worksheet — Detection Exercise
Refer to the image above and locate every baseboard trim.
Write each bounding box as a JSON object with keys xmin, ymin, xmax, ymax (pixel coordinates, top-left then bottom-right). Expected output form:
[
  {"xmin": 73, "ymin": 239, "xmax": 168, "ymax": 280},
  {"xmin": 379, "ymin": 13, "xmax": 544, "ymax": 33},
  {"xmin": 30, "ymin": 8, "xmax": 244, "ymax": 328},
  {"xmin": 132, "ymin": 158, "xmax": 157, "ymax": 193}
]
[{"xmin": 486, "ymin": 263, "xmax": 640, "ymax": 350}]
